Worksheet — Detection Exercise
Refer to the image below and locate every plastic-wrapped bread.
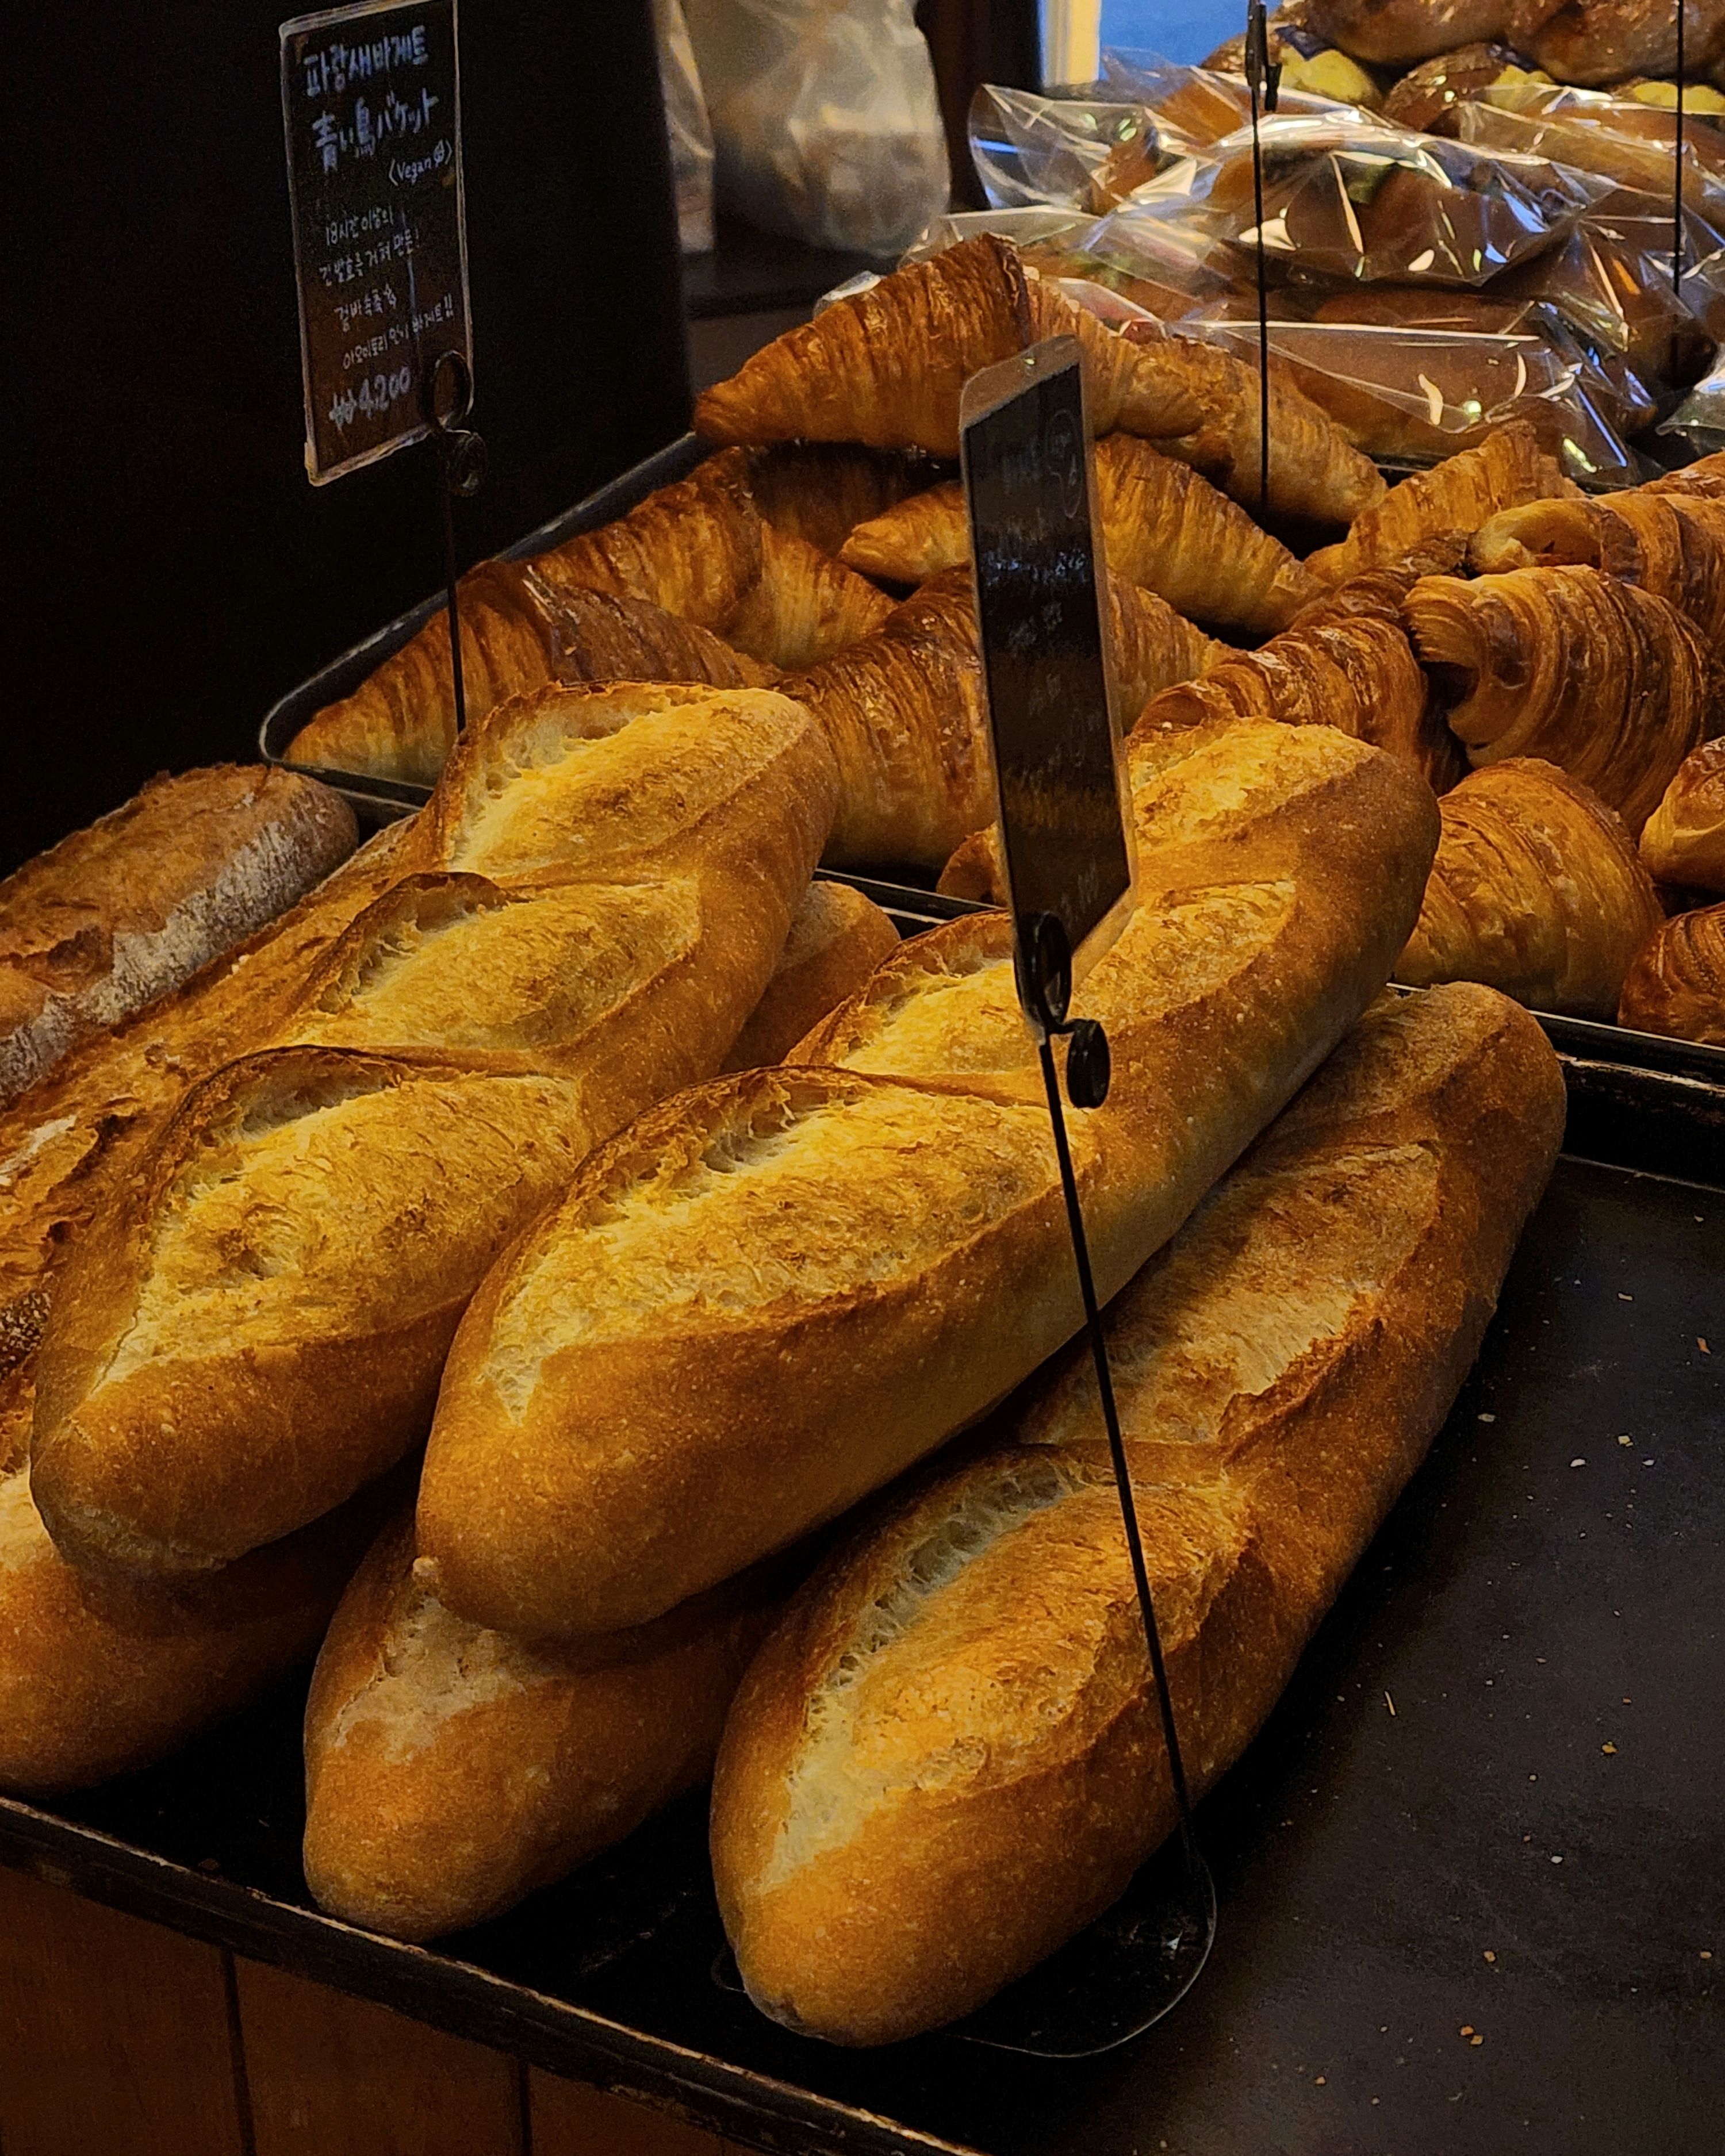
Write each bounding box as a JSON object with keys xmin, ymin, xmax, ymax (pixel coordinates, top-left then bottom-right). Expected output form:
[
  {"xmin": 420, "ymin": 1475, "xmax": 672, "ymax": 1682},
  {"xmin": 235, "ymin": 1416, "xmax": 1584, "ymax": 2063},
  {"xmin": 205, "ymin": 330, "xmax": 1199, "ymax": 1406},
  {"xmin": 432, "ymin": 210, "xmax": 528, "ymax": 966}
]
[
  {"xmin": 1640, "ymin": 738, "xmax": 1725, "ymax": 892},
  {"xmin": 711, "ymin": 982, "xmax": 1565, "ymax": 2044},
  {"xmin": 1306, "ymin": 0, "xmax": 1521, "ymax": 66},
  {"xmin": 301, "ymin": 1514, "xmax": 778, "ymax": 1941},
  {"xmin": 1395, "ymin": 759, "xmax": 1663, "ymax": 1018},
  {"xmin": 785, "ymin": 569, "xmax": 1220, "ymax": 874},
  {"xmin": 722, "ymin": 884, "xmax": 901, "ymax": 1073},
  {"xmin": 30, "ymin": 685, "xmax": 839, "ymax": 1579},
  {"xmin": 1306, "ymin": 422, "xmax": 1578, "ymax": 586},
  {"xmin": 1470, "ymin": 493, "xmax": 1725, "ymax": 643},
  {"xmin": 413, "ymin": 722, "xmax": 1439, "ymax": 1641},
  {"xmin": 839, "ymin": 435, "xmax": 1324, "ymax": 636},
  {"xmin": 0, "ymin": 767, "xmax": 356, "ymax": 1105},
  {"xmin": 1619, "ymin": 901, "xmax": 1725, "ymax": 1042},
  {"xmin": 1402, "ymin": 565, "xmax": 1713, "ymax": 835},
  {"xmin": 0, "ymin": 1423, "xmax": 383, "ymax": 1795},
  {"xmin": 693, "ymin": 237, "xmax": 1208, "ymax": 461}
]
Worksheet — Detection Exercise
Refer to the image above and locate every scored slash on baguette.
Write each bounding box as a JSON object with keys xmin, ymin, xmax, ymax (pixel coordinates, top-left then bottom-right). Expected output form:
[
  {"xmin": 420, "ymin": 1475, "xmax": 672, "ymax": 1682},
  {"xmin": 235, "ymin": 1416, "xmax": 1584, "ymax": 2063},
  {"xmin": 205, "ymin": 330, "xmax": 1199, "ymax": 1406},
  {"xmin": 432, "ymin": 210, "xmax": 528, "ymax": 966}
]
[
  {"xmin": 415, "ymin": 722, "xmax": 1439, "ymax": 1642},
  {"xmin": 711, "ymin": 983, "xmax": 1566, "ymax": 2046}
]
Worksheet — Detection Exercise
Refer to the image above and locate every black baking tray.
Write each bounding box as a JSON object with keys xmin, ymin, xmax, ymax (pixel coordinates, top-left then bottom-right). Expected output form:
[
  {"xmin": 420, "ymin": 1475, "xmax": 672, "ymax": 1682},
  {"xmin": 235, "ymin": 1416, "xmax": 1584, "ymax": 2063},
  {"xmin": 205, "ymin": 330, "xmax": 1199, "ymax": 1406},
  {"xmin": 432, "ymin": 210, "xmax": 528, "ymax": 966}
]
[{"xmin": 3, "ymin": 1042, "xmax": 1721, "ymax": 2156}]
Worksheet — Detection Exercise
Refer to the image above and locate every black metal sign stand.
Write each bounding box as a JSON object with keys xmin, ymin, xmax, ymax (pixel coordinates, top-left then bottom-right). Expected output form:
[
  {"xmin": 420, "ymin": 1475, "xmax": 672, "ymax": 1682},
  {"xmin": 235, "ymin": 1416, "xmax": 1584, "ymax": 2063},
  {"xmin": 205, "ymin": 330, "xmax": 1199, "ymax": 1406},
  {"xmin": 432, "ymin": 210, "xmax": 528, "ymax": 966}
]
[
  {"xmin": 420, "ymin": 350, "xmax": 487, "ymax": 737},
  {"xmin": 1244, "ymin": 0, "xmax": 1280, "ymax": 516}
]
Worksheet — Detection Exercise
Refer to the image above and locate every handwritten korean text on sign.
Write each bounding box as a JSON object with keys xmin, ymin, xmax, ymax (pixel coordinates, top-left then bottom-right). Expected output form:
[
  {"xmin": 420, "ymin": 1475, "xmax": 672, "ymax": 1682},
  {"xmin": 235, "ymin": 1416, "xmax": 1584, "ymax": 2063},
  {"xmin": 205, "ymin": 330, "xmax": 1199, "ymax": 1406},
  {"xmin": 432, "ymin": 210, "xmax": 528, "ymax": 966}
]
[{"xmin": 281, "ymin": 0, "xmax": 471, "ymax": 484}]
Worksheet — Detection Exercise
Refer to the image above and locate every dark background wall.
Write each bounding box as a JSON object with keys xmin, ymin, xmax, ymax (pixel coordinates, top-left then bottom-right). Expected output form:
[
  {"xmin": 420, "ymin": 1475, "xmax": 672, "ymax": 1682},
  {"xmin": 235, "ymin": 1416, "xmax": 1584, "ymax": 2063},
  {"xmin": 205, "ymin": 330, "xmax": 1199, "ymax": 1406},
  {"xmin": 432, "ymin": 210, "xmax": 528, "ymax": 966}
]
[{"xmin": 5, "ymin": 0, "xmax": 688, "ymax": 875}]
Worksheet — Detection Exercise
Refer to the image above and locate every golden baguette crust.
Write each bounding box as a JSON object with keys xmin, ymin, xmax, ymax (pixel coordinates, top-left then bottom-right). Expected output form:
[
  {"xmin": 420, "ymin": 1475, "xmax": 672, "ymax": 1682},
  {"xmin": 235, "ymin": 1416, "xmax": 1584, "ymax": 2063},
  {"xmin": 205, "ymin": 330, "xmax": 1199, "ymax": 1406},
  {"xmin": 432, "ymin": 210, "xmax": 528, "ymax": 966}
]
[
  {"xmin": 0, "ymin": 1463, "xmax": 379, "ymax": 1796},
  {"xmin": 1640, "ymin": 738, "xmax": 1725, "ymax": 893},
  {"xmin": 1396, "ymin": 759, "xmax": 1663, "ymax": 1019},
  {"xmin": 30, "ymin": 684, "xmax": 840, "ymax": 1578},
  {"xmin": 301, "ymin": 1514, "xmax": 775, "ymax": 1940},
  {"xmin": 416, "ymin": 724, "xmax": 1439, "ymax": 1639},
  {"xmin": 712, "ymin": 984, "xmax": 1565, "ymax": 2044},
  {"xmin": 722, "ymin": 884, "xmax": 901, "ymax": 1073},
  {"xmin": 0, "ymin": 768, "xmax": 357, "ymax": 1106}
]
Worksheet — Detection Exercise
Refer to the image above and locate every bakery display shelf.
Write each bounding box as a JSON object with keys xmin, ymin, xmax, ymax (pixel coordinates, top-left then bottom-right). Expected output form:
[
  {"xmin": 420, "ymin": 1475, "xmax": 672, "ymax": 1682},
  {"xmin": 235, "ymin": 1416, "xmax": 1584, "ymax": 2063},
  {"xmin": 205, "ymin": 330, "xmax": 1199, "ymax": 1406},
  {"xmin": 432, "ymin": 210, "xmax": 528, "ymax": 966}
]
[
  {"xmin": 3, "ymin": 1048, "xmax": 1720, "ymax": 2156},
  {"xmin": 259, "ymin": 438, "xmax": 1725, "ymax": 1090}
]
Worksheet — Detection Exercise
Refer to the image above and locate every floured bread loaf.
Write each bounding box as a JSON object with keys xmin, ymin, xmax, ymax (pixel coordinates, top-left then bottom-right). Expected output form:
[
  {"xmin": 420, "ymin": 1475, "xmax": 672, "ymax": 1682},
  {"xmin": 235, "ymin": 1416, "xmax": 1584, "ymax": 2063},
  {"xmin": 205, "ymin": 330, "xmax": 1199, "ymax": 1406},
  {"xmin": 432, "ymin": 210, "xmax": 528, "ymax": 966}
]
[
  {"xmin": 301, "ymin": 1514, "xmax": 778, "ymax": 1940},
  {"xmin": 0, "ymin": 766, "xmax": 357, "ymax": 1105},
  {"xmin": 30, "ymin": 683, "xmax": 839, "ymax": 1578},
  {"xmin": 415, "ymin": 722, "xmax": 1438, "ymax": 1639},
  {"xmin": 711, "ymin": 983, "xmax": 1564, "ymax": 2044}
]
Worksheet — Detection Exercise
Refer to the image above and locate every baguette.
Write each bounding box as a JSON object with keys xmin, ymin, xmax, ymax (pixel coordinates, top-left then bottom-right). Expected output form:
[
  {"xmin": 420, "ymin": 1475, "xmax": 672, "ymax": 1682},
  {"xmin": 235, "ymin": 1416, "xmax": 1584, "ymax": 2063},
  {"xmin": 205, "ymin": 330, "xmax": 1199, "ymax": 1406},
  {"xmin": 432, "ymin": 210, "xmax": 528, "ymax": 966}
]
[
  {"xmin": 0, "ymin": 1449, "xmax": 381, "ymax": 1796},
  {"xmin": 711, "ymin": 982, "xmax": 1565, "ymax": 2044},
  {"xmin": 301, "ymin": 1514, "xmax": 777, "ymax": 1940},
  {"xmin": 0, "ymin": 766, "xmax": 356, "ymax": 1105},
  {"xmin": 30, "ymin": 684, "xmax": 839, "ymax": 1577},
  {"xmin": 415, "ymin": 722, "xmax": 1439, "ymax": 1639},
  {"xmin": 722, "ymin": 884, "xmax": 901, "ymax": 1073}
]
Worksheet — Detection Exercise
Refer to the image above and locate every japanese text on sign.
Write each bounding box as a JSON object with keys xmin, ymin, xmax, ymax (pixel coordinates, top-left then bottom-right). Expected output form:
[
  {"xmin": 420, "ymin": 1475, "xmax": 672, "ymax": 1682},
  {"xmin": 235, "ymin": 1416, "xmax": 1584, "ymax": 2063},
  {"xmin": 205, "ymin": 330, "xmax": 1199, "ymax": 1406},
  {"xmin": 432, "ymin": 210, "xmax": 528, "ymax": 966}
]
[{"xmin": 281, "ymin": 0, "xmax": 471, "ymax": 484}]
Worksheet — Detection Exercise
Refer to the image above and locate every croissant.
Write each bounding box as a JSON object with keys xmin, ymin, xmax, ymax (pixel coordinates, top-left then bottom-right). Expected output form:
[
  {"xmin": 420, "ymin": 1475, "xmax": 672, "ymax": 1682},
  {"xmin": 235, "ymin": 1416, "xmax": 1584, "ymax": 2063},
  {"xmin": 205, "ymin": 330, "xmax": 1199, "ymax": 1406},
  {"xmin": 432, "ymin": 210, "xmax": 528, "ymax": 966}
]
[
  {"xmin": 1133, "ymin": 584, "xmax": 1462, "ymax": 791},
  {"xmin": 1617, "ymin": 900, "xmax": 1725, "ymax": 1044},
  {"xmin": 285, "ymin": 566, "xmax": 772, "ymax": 788},
  {"xmin": 744, "ymin": 443, "xmax": 937, "ymax": 557},
  {"xmin": 1470, "ymin": 493, "xmax": 1725, "ymax": 643},
  {"xmin": 534, "ymin": 448, "xmax": 764, "ymax": 632},
  {"xmin": 787, "ymin": 570, "xmax": 1219, "ymax": 872},
  {"xmin": 1144, "ymin": 332, "xmax": 1388, "ymax": 530},
  {"xmin": 1306, "ymin": 422, "xmax": 1578, "ymax": 586},
  {"xmin": 840, "ymin": 435, "xmax": 1324, "ymax": 637},
  {"xmin": 1402, "ymin": 565, "xmax": 1713, "ymax": 835},
  {"xmin": 1395, "ymin": 758, "xmax": 1662, "ymax": 1018},
  {"xmin": 692, "ymin": 237, "xmax": 1206, "ymax": 461},
  {"xmin": 1643, "ymin": 448, "xmax": 1725, "ymax": 499},
  {"xmin": 724, "ymin": 523, "xmax": 894, "ymax": 670},
  {"xmin": 1640, "ymin": 737, "xmax": 1725, "ymax": 892}
]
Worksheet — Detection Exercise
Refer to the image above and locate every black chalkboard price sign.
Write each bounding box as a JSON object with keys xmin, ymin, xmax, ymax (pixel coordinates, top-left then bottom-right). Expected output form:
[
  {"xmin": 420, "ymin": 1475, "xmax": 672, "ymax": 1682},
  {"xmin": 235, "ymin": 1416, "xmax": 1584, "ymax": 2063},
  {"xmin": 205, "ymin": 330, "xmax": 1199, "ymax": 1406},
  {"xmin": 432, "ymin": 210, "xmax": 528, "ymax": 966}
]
[
  {"xmin": 280, "ymin": 0, "xmax": 471, "ymax": 484},
  {"xmin": 960, "ymin": 336, "xmax": 1136, "ymax": 1006}
]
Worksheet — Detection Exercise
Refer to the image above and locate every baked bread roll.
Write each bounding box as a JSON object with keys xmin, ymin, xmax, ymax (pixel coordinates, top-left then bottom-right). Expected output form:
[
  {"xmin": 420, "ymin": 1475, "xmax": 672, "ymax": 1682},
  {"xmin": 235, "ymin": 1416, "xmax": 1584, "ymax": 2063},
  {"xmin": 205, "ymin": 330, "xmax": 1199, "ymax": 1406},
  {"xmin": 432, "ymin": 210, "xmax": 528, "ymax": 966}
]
[
  {"xmin": 30, "ymin": 685, "xmax": 839, "ymax": 1579},
  {"xmin": 840, "ymin": 435, "xmax": 1323, "ymax": 636},
  {"xmin": 722, "ymin": 884, "xmax": 900, "ymax": 1072},
  {"xmin": 301, "ymin": 1514, "xmax": 777, "ymax": 1940},
  {"xmin": 1395, "ymin": 759, "xmax": 1662, "ymax": 1016},
  {"xmin": 1381, "ymin": 44, "xmax": 1554, "ymax": 132},
  {"xmin": 1640, "ymin": 738, "xmax": 1725, "ymax": 892},
  {"xmin": 1644, "ymin": 447, "xmax": 1725, "ymax": 497},
  {"xmin": 712, "ymin": 981, "xmax": 1565, "ymax": 2044},
  {"xmin": 414, "ymin": 722, "xmax": 1439, "ymax": 1640},
  {"xmin": 786, "ymin": 569, "xmax": 1220, "ymax": 874},
  {"xmin": 1618, "ymin": 900, "xmax": 1725, "ymax": 1042},
  {"xmin": 1308, "ymin": 422, "xmax": 1577, "ymax": 586},
  {"xmin": 1511, "ymin": 0, "xmax": 1725, "ymax": 87},
  {"xmin": 0, "ymin": 768, "xmax": 356, "ymax": 1104},
  {"xmin": 286, "ymin": 566, "xmax": 775, "ymax": 788},
  {"xmin": 1134, "ymin": 586, "xmax": 1462, "ymax": 792},
  {"xmin": 1470, "ymin": 493, "xmax": 1725, "ymax": 643},
  {"xmin": 693, "ymin": 237, "xmax": 1208, "ymax": 461},
  {"xmin": 1402, "ymin": 565, "xmax": 1713, "ymax": 835},
  {"xmin": 1306, "ymin": 0, "xmax": 1522, "ymax": 64},
  {"xmin": 0, "ymin": 1442, "xmax": 384, "ymax": 1796}
]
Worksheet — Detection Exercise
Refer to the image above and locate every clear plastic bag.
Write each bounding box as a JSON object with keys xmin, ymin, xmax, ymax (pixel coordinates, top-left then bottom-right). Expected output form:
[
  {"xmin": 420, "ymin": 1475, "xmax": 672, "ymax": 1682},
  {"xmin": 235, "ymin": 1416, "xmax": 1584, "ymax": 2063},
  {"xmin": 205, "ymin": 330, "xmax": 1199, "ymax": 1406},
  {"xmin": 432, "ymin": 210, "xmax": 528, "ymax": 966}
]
[
  {"xmin": 1102, "ymin": 113, "xmax": 1600, "ymax": 287},
  {"xmin": 968, "ymin": 84, "xmax": 1186, "ymax": 212},
  {"xmin": 1457, "ymin": 89, "xmax": 1725, "ymax": 214},
  {"xmin": 683, "ymin": 0, "xmax": 949, "ymax": 257},
  {"xmin": 1662, "ymin": 347, "xmax": 1725, "ymax": 450},
  {"xmin": 1179, "ymin": 309, "xmax": 1639, "ymax": 482},
  {"xmin": 651, "ymin": 0, "xmax": 715, "ymax": 255}
]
